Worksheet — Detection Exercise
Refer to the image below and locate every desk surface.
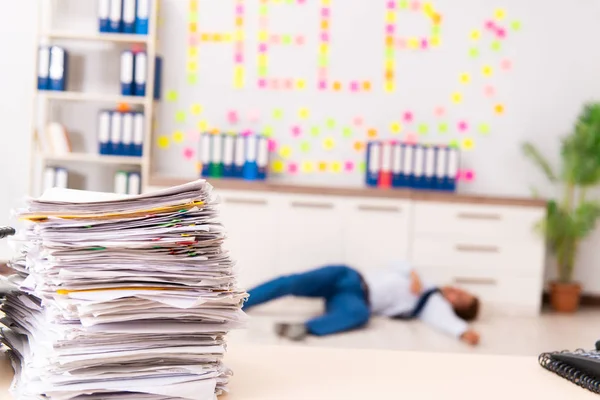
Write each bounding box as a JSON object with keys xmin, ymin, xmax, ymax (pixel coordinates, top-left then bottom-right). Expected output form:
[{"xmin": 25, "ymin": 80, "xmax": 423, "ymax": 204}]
[{"xmin": 0, "ymin": 345, "xmax": 594, "ymax": 400}]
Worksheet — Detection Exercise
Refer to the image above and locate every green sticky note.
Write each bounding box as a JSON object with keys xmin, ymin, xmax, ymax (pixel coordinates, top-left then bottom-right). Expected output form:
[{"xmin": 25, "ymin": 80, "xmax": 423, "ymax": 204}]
[
  {"xmin": 282, "ymin": 35, "xmax": 292, "ymax": 45},
  {"xmin": 386, "ymin": 48, "xmax": 395, "ymax": 58},
  {"xmin": 263, "ymin": 125, "xmax": 274, "ymax": 137},
  {"xmin": 491, "ymin": 41, "xmax": 502, "ymax": 51},
  {"xmin": 187, "ymin": 74, "xmax": 197, "ymax": 85},
  {"xmin": 259, "ymin": 5, "xmax": 268, "ymax": 15},
  {"xmin": 449, "ymin": 139, "xmax": 459, "ymax": 149},
  {"xmin": 258, "ymin": 66, "xmax": 268, "ymax": 76},
  {"xmin": 326, "ymin": 118, "xmax": 336, "ymax": 129},
  {"xmin": 272, "ymin": 109, "xmax": 283, "ymax": 119},
  {"xmin": 358, "ymin": 161, "xmax": 367, "ymax": 173},
  {"xmin": 343, "ymin": 127, "xmax": 353, "ymax": 138},
  {"xmin": 311, "ymin": 126, "xmax": 320, "ymax": 137},
  {"xmin": 478, "ymin": 123, "xmax": 491, "ymax": 134},
  {"xmin": 166, "ymin": 90, "xmax": 178, "ymax": 102},
  {"xmin": 511, "ymin": 20, "xmax": 522, "ymax": 31},
  {"xmin": 175, "ymin": 111, "xmax": 186, "ymax": 123},
  {"xmin": 469, "ymin": 48, "xmax": 479, "ymax": 58},
  {"xmin": 188, "ymin": 12, "xmax": 198, "ymax": 22},
  {"xmin": 318, "ymin": 55, "xmax": 328, "ymax": 67},
  {"xmin": 300, "ymin": 141, "xmax": 311, "ymax": 152},
  {"xmin": 418, "ymin": 123, "xmax": 428, "ymax": 135},
  {"xmin": 431, "ymin": 26, "xmax": 441, "ymax": 36},
  {"xmin": 438, "ymin": 123, "xmax": 448, "ymax": 133},
  {"xmin": 398, "ymin": 0, "xmax": 409, "ymax": 9}
]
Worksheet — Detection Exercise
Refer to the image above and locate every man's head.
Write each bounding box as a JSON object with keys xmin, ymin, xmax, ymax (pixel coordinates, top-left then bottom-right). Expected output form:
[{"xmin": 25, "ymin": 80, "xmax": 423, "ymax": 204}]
[{"xmin": 441, "ymin": 286, "xmax": 480, "ymax": 321}]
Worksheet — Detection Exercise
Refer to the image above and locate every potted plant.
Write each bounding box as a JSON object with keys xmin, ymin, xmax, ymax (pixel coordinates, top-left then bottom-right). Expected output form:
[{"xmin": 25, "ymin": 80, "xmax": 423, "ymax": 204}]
[{"xmin": 522, "ymin": 103, "xmax": 600, "ymax": 312}]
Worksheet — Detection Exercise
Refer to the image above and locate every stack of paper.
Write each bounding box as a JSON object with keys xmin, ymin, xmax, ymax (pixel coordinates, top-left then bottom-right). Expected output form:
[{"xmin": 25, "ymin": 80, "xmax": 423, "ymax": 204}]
[{"xmin": 0, "ymin": 180, "xmax": 247, "ymax": 400}]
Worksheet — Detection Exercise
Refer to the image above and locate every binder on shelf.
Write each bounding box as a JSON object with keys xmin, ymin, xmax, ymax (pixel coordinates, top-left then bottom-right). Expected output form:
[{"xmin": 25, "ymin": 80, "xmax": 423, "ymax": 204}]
[
  {"xmin": 233, "ymin": 135, "xmax": 245, "ymax": 178},
  {"xmin": 127, "ymin": 172, "xmax": 141, "ymax": 195},
  {"xmin": 365, "ymin": 141, "xmax": 381, "ymax": 187},
  {"xmin": 98, "ymin": 111, "xmax": 111, "ymax": 155},
  {"xmin": 423, "ymin": 146, "xmax": 436, "ymax": 190},
  {"xmin": 391, "ymin": 142, "xmax": 404, "ymax": 188},
  {"xmin": 122, "ymin": 112, "xmax": 134, "ymax": 156},
  {"xmin": 55, "ymin": 168, "xmax": 68, "ymax": 189},
  {"xmin": 433, "ymin": 146, "xmax": 446, "ymax": 190},
  {"xmin": 412, "ymin": 145, "xmax": 426, "ymax": 189},
  {"xmin": 200, "ymin": 133, "xmax": 211, "ymax": 177},
  {"xmin": 37, "ymin": 46, "xmax": 50, "ymax": 90},
  {"xmin": 43, "ymin": 167, "xmax": 56, "ymax": 193},
  {"xmin": 210, "ymin": 133, "xmax": 224, "ymax": 178},
  {"xmin": 109, "ymin": 0, "xmax": 123, "ymax": 33},
  {"xmin": 136, "ymin": 0, "xmax": 150, "ymax": 35},
  {"xmin": 378, "ymin": 141, "xmax": 392, "ymax": 189},
  {"xmin": 444, "ymin": 147, "xmax": 459, "ymax": 192},
  {"xmin": 98, "ymin": 0, "xmax": 111, "ymax": 33},
  {"xmin": 110, "ymin": 112, "xmax": 123, "ymax": 155},
  {"xmin": 133, "ymin": 112, "xmax": 144, "ymax": 156},
  {"xmin": 154, "ymin": 56, "xmax": 162, "ymax": 100},
  {"xmin": 122, "ymin": 0, "xmax": 137, "ymax": 34},
  {"xmin": 120, "ymin": 51, "xmax": 135, "ymax": 96},
  {"xmin": 46, "ymin": 122, "xmax": 72, "ymax": 155},
  {"xmin": 48, "ymin": 46, "xmax": 68, "ymax": 91},
  {"xmin": 114, "ymin": 171, "xmax": 128, "ymax": 195},
  {"xmin": 222, "ymin": 134, "xmax": 235, "ymax": 178},
  {"xmin": 242, "ymin": 135, "xmax": 258, "ymax": 181},
  {"xmin": 134, "ymin": 52, "xmax": 147, "ymax": 97},
  {"xmin": 257, "ymin": 136, "xmax": 269, "ymax": 180},
  {"xmin": 401, "ymin": 144, "xmax": 414, "ymax": 188}
]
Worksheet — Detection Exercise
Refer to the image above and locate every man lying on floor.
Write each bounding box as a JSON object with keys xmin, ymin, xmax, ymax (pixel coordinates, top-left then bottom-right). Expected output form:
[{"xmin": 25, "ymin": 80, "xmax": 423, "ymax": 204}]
[{"xmin": 243, "ymin": 263, "xmax": 481, "ymax": 346}]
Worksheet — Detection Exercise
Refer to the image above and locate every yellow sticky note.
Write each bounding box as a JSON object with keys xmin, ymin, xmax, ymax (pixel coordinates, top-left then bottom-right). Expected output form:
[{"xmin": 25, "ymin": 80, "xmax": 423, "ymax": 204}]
[
  {"xmin": 157, "ymin": 135, "xmax": 170, "ymax": 149},
  {"xmin": 319, "ymin": 43, "xmax": 329, "ymax": 54},
  {"xmin": 390, "ymin": 122, "xmax": 402, "ymax": 134},
  {"xmin": 462, "ymin": 138, "xmax": 475, "ymax": 151},
  {"xmin": 385, "ymin": 59, "xmax": 395, "ymax": 69},
  {"xmin": 494, "ymin": 8, "xmax": 506, "ymax": 20},
  {"xmin": 318, "ymin": 161, "xmax": 328, "ymax": 172},
  {"xmin": 323, "ymin": 137, "xmax": 335, "ymax": 151},
  {"xmin": 482, "ymin": 65, "xmax": 493, "ymax": 77},
  {"xmin": 272, "ymin": 160, "xmax": 285, "ymax": 173},
  {"xmin": 187, "ymin": 61, "xmax": 198, "ymax": 73},
  {"xmin": 452, "ymin": 92, "xmax": 463, "ymax": 104},
  {"xmin": 198, "ymin": 120, "xmax": 209, "ymax": 131},
  {"xmin": 408, "ymin": 37, "xmax": 419, "ymax": 49},
  {"xmin": 460, "ymin": 73, "xmax": 471, "ymax": 84},
  {"xmin": 191, "ymin": 104, "xmax": 203, "ymax": 115},
  {"xmin": 331, "ymin": 161, "xmax": 342, "ymax": 173},
  {"xmin": 299, "ymin": 108, "xmax": 310, "ymax": 119},
  {"xmin": 175, "ymin": 111, "xmax": 186, "ymax": 123},
  {"xmin": 279, "ymin": 145, "xmax": 292, "ymax": 159},
  {"xmin": 301, "ymin": 161, "xmax": 314, "ymax": 173},
  {"xmin": 233, "ymin": 78, "xmax": 244, "ymax": 89},
  {"xmin": 385, "ymin": 81, "xmax": 395, "ymax": 93},
  {"xmin": 296, "ymin": 79, "xmax": 306, "ymax": 90},
  {"xmin": 172, "ymin": 131, "xmax": 185, "ymax": 143},
  {"xmin": 322, "ymin": 0, "xmax": 331, "ymax": 5},
  {"xmin": 188, "ymin": 47, "xmax": 198, "ymax": 58},
  {"xmin": 385, "ymin": 11, "xmax": 396, "ymax": 23},
  {"xmin": 430, "ymin": 36, "xmax": 441, "ymax": 47},
  {"xmin": 166, "ymin": 91, "xmax": 178, "ymax": 102},
  {"xmin": 470, "ymin": 30, "xmax": 481, "ymax": 41},
  {"xmin": 258, "ymin": 31, "xmax": 268, "ymax": 41}
]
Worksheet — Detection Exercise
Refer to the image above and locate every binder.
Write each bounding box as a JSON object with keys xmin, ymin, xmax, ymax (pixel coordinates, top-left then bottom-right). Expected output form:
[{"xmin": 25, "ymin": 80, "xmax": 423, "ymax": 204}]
[
  {"xmin": 110, "ymin": 111, "xmax": 123, "ymax": 155},
  {"xmin": 48, "ymin": 46, "xmax": 68, "ymax": 91},
  {"xmin": 153, "ymin": 56, "xmax": 162, "ymax": 100},
  {"xmin": 114, "ymin": 171, "xmax": 129, "ymax": 194},
  {"xmin": 43, "ymin": 167, "xmax": 56, "ymax": 193},
  {"xmin": 222, "ymin": 134, "xmax": 235, "ymax": 178},
  {"xmin": 391, "ymin": 142, "xmax": 403, "ymax": 188},
  {"xmin": 243, "ymin": 135, "xmax": 258, "ymax": 181},
  {"xmin": 122, "ymin": 112, "xmax": 134, "ymax": 156},
  {"xmin": 402, "ymin": 144, "xmax": 414, "ymax": 188},
  {"xmin": 55, "ymin": 168, "xmax": 68, "ymax": 189},
  {"xmin": 133, "ymin": 112, "xmax": 144, "ymax": 156},
  {"xmin": 257, "ymin": 136, "xmax": 269, "ymax": 180},
  {"xmin": 98, "ymin": 111, "xmax": 111, "ymax": 155},
  {"xmin": 37, "ymin": 46, "xmax": 50, "ymax": 90},
  {"xmin": 378, "ymin": 141, "xmax": 392, "ymax": 189},
  {"xmin": 423, "ymin": 145, "xmax": 436, "ymax": 190},
  {"xmin": 120, "ymin": 51, "xmax": 135, "ymax": 96},
  {"xmin": 209, "ymin": 134, "xmax": 224, "ymax": 178},
  {"xmin": 136, "ymin": 0, "xmax": 150, "ymax": 35},
  {"xmin": 122, "ymin": 0, "xmax": 137, "ymax": 33},
  {"xmin": 109, "ymin": 0, "xmax": 123, "ymax": 33},
  {"xmin": 233, "ymin": 134, "xmax": 245, "ymax": 178},
  {"xmin": 365, "ymin": 141, "xmax": 381, "ymax": 187},
  {"xmin": 127, "ymin": 172, "xmax": 141, "ymax": 195},
  {"xmin": 412, "ymin": 145, "xmax": 425, "ymax": 189},
  {"xmin": 134, "ymin": 52, "xmax": 147, "ymax": 96},
  {"xmin": 98, "ymin": 0, "xmax": 111, "ymax": 32},
  {"xmin": 200, "ymin": 133, "xmax": 211, "ymax": 177},
  {"xmin": 46, "ymin": 122, "xmax": 71, "ymax": 155},
  {"xmin": 444, "ymin": 147, "xmax": 459, "ymax": 192},
  {"xmin": 434, "ymin": 146, "xmax": 448, "ymax": 190}
]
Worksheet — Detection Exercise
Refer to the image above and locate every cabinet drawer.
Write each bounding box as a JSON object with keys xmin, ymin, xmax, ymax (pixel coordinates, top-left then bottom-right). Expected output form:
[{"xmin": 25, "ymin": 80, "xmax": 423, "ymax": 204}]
[
  {"xmin": 413, "ymin": 202, "xmax": 544, "ymax": 239},
  {"xmin": 411, "ymin": 236, "xmax": 545, "ymax": 275}
]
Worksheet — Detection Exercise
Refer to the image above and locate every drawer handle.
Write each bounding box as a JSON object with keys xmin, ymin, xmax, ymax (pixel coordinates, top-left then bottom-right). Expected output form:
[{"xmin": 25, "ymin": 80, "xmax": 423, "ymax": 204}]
[
  {"xmin": 357, "ymin": 205, "xmax": 402, "ymax": 213},
  {"xmin": 455, "ymin": 245, "xmax": 499, "ymax": 253},
  {"xmin": 457, "ymin": 212, "xmax": 502, "ymax": 221},
  {"xmin": 291, "ymin": 201, "xmax": 334, "ymax": 209},
  {"xmin": 224, "ymin": 198, "xmax": 268, "ymax": 206},
  {"xmin": 453, "ymin": 277, "xmax": 497, "ymax": 286}
]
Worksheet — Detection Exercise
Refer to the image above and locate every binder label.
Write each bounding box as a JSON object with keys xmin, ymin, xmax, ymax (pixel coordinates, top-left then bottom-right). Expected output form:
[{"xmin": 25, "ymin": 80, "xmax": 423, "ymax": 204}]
[
  {"xmin": 392, "ymin": 143, "xmax": 402, "ymax": 174},
  {"xmin": 368, "ymin": 143, "xmax": 381, "ymax": 173},
  {"xmin": 413, "ymin": 146, "xmax": 424, "ymax": 177},
  {"xmin": 257, "ymin": 137, "xmax": 269, "ymax": 168},
  {"xmin": 122, "ymin": 113, "xmax": 134, "ymax": 145},
  {"xmin": 246, "ymin": 135, "xmax": 258, "ymax": 162},
  {"xmin": 135, "ymin": 52, "xmax": 148, "ymax": 84},
  {"xmin": 121, "ymin": 52, "xmax": 134, "ymax": 84},
  {"xmin": 133, "ymin": 113, "xmax": 144, "ymax": 145},
  {"xmin": 38, "ymin": 47, "xmax": 50, "ymax": 78}
]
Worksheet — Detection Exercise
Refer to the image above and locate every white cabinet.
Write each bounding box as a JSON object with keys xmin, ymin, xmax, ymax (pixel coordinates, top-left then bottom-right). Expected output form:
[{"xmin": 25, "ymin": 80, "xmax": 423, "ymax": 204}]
[{"xmin": 342, "ymin": 198, "xmax": 411, "ymax": 274}]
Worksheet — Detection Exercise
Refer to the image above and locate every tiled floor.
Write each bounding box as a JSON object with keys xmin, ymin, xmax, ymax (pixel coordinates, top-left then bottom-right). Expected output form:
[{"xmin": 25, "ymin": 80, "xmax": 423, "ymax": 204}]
[{"xmin": 230, "ymin": 302, "xmax": 600, "ymax": 357}]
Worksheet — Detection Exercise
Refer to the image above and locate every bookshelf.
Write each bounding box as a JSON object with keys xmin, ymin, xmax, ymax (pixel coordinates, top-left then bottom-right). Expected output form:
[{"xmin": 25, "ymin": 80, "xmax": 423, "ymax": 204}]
[{"xmin": 29, "ymin": 1, "xmax": 160, "ymax": 195}]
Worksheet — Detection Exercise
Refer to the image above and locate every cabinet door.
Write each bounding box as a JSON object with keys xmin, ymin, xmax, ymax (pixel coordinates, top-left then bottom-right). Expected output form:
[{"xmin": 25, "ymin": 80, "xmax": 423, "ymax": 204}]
[
  {"xmin": 275, "ymin": 195, "xmax": 345, "ymax": 276},
  {"xmin": 342, "ymin": 198, "xmax": 411, "ymax": 274},
  {"xmin": 218, "ymin": 191, "xmax": 279, "ymax": 289}
]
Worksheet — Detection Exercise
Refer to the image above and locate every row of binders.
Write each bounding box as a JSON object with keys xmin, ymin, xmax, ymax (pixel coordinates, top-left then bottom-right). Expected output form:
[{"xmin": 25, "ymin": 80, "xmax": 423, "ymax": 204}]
[
  {"xmin": 366, "ymin": 141, "xmax": 459, "ymax": 192},
  {"xmin": 200, "ymin": 133, "xmax": 269, "ymax": 181},
  {"xmin": 37, "ymin": 46, "xmax": 68, "ymax": 91},
  {"xmin": 114, "ymin": 170, "xmax": 141, "ymax": 195},
  {"xmin": 99, "ymin": 110, "xmax": 145, "ymax": 157},
  {"xmin": 99, "ymin": 0, "xmax": 150, "ymax": 35},
  {"xmin": 43, "ymin": 167, "xmax": 69, "ymax": 192},
  {"xmin": 121, "ymin": 51, "xmax": 163, "ymax": 98}
]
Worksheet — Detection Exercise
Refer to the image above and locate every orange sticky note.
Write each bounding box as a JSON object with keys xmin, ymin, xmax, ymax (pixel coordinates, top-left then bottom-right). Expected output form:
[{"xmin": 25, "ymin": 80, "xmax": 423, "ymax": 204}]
[{"xmin": 367, "ymin": 128, "xmax": 378, "ymax": 138}]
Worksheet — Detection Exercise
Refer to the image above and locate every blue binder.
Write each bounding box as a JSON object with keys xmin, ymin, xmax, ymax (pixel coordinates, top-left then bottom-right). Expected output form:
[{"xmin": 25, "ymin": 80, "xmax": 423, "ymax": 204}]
[
  {"xmin": 98, "ymin": 0, "xmax": 110, "ymax": 32},
  {"xmin": 391, "ymin": 142, "xmax": 403, "ymax": 188},
  {"xmin": 134, "ymin": 52, "xmax": 147, "ymax": 96},
  {"xmin": 37, "ymin": 46, "xmax": 50, "ymax": 90},
  {"xmin": 109, "ymin": 0, "xmax": 123, "ymax": 33},
  {"xmin": 121, "ymin": 112, "xmax": 134, "ymax": 156},
  {"xmin": 222, "ymin": 134, "xmax": 235, "ymax": 178},
  {"xmin": 365, "ymin": 141, "xmax": 381, "ymax": 187},
  {"xmin": 433, "ymin": 146, "xmax": 447, "ymax": 191},
  {"xmin": 423, "ymin": 145, "xmax": 437, "ymax": 190},
  {"xmin": 122, "ymin": 0, "xmax": 137, "ymax": 33},
  {"xmin": 133, "ymin": 112, "xmax": 144, "ymax": 156},
  {"xmin": 154, "ymin": 56, "xmax": 162, "ymax": 100},
  {"xmin": 110, "ymin": 112, "xmax": 123, "ymax": 155},
  {"xmin": 233, "ymin": 134, "xmax": 245, "ymax": 178},
  {"xmin": 48, "ymin": 46, "xmax": 68, "ymax": 91},
  {"xmin": 400, "ymin": 144, "xmax": 414, "ymax": 188},
  {"xmin": 135, "ymin": 0, "xmax": 150, "ymax": 35},
  {"xmin": 98, "ymin": 111, "xmax": 112, "ymax": 155},
  {"xmin": 412, "ymin": 145, "xmax": 426, "ymax": 189},
  {"xmin": 257, "ymin": 136, "xmax": 269, "ymax": 180},
  {"xmin": 200, "ymin": 133, "xmax": 211, "ymax": 177},
  {"xmin": 120, "ymin": 51, "xmax": 135, "ymax": 96},
  {"xmin": 443, "ymin": 147, "xmax": 459, "ymax": 192},
  {"xmin": 243, "ymin": 135, "xmax": 259, "ymax": 181}
]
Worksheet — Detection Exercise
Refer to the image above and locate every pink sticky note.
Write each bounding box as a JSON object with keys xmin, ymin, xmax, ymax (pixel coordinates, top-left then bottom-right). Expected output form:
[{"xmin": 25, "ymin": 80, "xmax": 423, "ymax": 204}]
[
  {"xmin": 501, "ymin": 59, "xmax": 512, "ymax": 71},
  {"xmin": 187, "ymin": 131, "xmax": 201, "ymax": 143},
  {"xmin": 298, "ymin": 0, "xmax": 306, "ymax": 4},
  {"xmin": 247, "ymin": 109, "xmax": 260, "ymax": 123},
  {"xmin": 321, "ymin": 32, "xmax": 329, "ymax": 42},
  {"xmin": 241, "ymin": 130, "xmax": 253, "ymax": 137},
  {"xmin": 410, "ymin": 1, "xmax": 421, "ymax": 11},
  {"xmin": 485, "ymin": 20, "xmax": 496, "ymax": 30},
  {"xmin": 271, "ymin": 35, "xmax": 280, "ymax": 44},
  {"xmin": 353, "ymin": 116, "xmax": 364, "ymax": 127},
  {"xmin": 131, "ymin": 44, "xmax": 144, "ymax": 53},
  {"xmin": 484, "ymin": 85, "xmax": 495, "ymax": 97},
  {"xmin": 288, "ymin": 162, "xmax": 299, "ymax": 174},
  {"xmin": 434, "ymin": 106, "xmax": 445, "ymax": 117},
  {"xmin": 396, "ymin": 38, "xmax": 407, "ymax": 49},
  {"xmin": 321, "ymin": 8, "xmax": 330, "ymax": 17},
  {"xmin": 497, "ymin": 27, "xmax": 507, "ymax": 39},
  {"xmin": 270, "ymin": 79, "xmax": 280, "ymax": 90},
  {"xmin": 236, "ymin": 4, "xmax": 244, "ymax": 14},
  {"xmin": 235, "ymin": 54, "xmax": 244, "ymax": 63},
  {"xmin": 227, "ymin": 110, "xmax": 239, "ymax": 124},
  {"xmin": 188, "ymin": 35, "xmax": 199, "ymax": 46},
  {"xmin": 344, "ymin": 161, "xmax": 355, "ymax": 172},
  {"xmin": 318, "ymin": 80, "xmax": 328, "ymax": 90},
  {"xmin": 291, "ymin": 125, "xmax": 302, "ymax": 137},
  {"xmin": 403, "ymin": 111, "xmax": 414, "ymax": 123},
  {"xmin": 386, "ymin": 24, "xmax": 395, "ymax": 35},
  {"xmin": 421, "ymin": 38, "xmax": 428, "ymax": 49},
  {"xmin": 183, "ymin": 147, "xmax": 195, "ymax": 160},
  {"xmin": 387, "ymin": 0, "xmax": 396, "ymax": 9},
  {"xmin": 284, "ymin": 78, "xmax": 294, "ymax": 90},
  {"xmin": 350, "ymin": 81, "xmax": 360, "ymax": 92},
  {"xmin": 458, "ymin": 121, "xmax": 469, "ymax": 132},
  {"xmin": 259, "ymin": 43, "xmax": 267, "ymax": 53},
  {"xmin": 318, "ymin": 68, "xmax": 328, "ymax": 80},
  {"xmin": 259, "ymin": 17, "xmax": 268, "ymax": 29},
  {"xmin": 465, "ymin": 170, "xmax": 475, "ymax": 182},
  {"xmin": 235, "ymin": 42, "xmax": 244, "ymax": 52},
  {"xmin": 258, "ymin": 79, "xmax": 267, "ymax": 89},
  {"xmin": 405, "ymin": 132, "xmax": 418, "ymax": 144},
  {"xmin": 268, "ymin": 139, "xmax": 277, "ymax": 152},
  {"xmin": 295, "ymin": 35, "xmax": 305, "ymax": 45}
]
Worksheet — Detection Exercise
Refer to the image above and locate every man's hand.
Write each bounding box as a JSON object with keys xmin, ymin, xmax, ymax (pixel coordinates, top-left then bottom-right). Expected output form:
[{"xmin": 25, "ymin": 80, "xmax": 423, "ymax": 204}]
[
  {"xmin": 461, "ymin": 330, "xmax": 480, "ymax": 346},
  {"xmin": 409, "ymin": 270, "xmax": 423, "ymax": 296}
]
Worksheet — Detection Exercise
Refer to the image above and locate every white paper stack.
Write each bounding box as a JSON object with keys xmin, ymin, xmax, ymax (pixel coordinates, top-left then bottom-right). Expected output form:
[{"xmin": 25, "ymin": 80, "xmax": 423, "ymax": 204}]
[{"xmin": 0, "ymin": 179, "xmax": 247, "ymax": 400}]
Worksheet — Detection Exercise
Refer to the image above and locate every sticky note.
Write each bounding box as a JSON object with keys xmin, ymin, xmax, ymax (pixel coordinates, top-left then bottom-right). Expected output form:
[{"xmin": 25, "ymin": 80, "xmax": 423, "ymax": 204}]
[
  {"xmin": 279, "ymin": 145, "xmax": 293, "ymax": 159},
  {"xmin": 291, "ymin": 125, "xmax": 302, "ymax": 137},
  {"xmin": 333, "ymin": 81, "xmax": 342, "ymax": 91},
  {"xmin": 363, "ymin": 81, "xmax": 372, "ymax": 91},
  {"xmin": 482, "ymin": 65, "xmax": 493, "ymax": 77},
  {"xmin": 247, "ymin": 109, "xmax": 260, "ymax": 123},
  {"xmin": 173, "ymin": 131, "xmax": 185, "ymax": 143},
  {"xmin": 157, "ymin": 135, "xmax": 170, "ymax": 149},
  {"xmin": 299, "ymin": 108, "xmax": 310, "ymax": 119},
  {"xmin": 353, "ymin": 116, "xmax": 364, "ymax": 127},
  {"xmin": 501, "ymin": 59, "xmax": 512, "ymax": 71},
  {"xmin": 399, "ymin": 0, "xmax": 409, "ymax": 8},
  {"xmin": 296, "ymin": 79, "xmax": 306, "ymax": 90},
  {"xmin": 470, "ymin": 30, "xmax": 480, "ymax": 41},
  {"xmin": 478, "ymin": 123, "xmax": 491, "ymax": 134},
  {"xmin": 385, "ymin": 82, "xmax": 395, "ymax": 93},
  {"xmin": 187, "ymin": 61, "xmax": 197, "ymax": 73},
  {"xmin": 187, "ymin": 74, "xmax": 198, "ymax": 85},
  {"xmin": 318, "ymin": 161, "xmax": 328, "ymax": 172},
  {"xmin": 326, "ymin": 118, "xmax": 336, "ymax": 129},
  {"xmin": 511, "ymin": 20, "xmax": 522, "ymax": 31},
  {"xmin": 323, "ymin": 137, "xmax": 336, "ymax": 150},
  {"xmin": 311, "ymin": 126, "xmax": 320, "ymax": 137},
  {"xmin": 263, "ymin": 125, "xmax": 274, "ymax": 137},
  {"xmin": 187, "ymin": 130, "xmax": 201, "ymax": 143},
  {"xmin": 188, "ymin": 47, "xmax": 198, "ymax": 58},
  {"xmin": 418, "ymin": 124, "xmax": 428, "ymax": 135},
  {"xmin": 183, "ymin": 147, "xmax": 195, "ymax": 160},
  {"xmin": 166, "ymin": 90, "xmax": 178, "ymax": 102},
  {"xmin": 332, "ymin": 161, "xmax": 342, "ymax": 173},
  {"xmin": 462, "ymin": 138, "xmax": 474, "ymax": 150},
  {"xmin": 343, "ymin": 127, "xmax": 353, "ymax": 138},
  {"xmin": 367, "ymin": 128, "xmax": 378, "ymax": 138},
  {"xmin": 403, "ymin": 112, "xmax": 414, "ymax": 123},
  {"xmin": 484, "ymin": 85, "xmax": 495, "ymax": 97},
  {"xmin": 353, "ymin": 141, "xmax": 365, "ymax": 152},
  {"xmin": 464, "ymin": 169, "xmax": 475, "ymax": 182},
  {"xmin": 438, "ymin": 122, "xmax": 448, "ymax": 133},
  {"xmin": 405, "ymin": 132, "xmax": 418, "ymax": 144},
  {"xmin": 469, "ymin": 48, "xmax": 479, "ymax": 58},
  {"xmin": 272, "ymin": 160, "xmax": 285, "ymax": 173},
  {"xmin": 300, "ymin": 141, "xmax": 311, "ymax": 152},
  {"xmin": 434, "ymin": 106, "xmax": 445, "ymax": 117},
  {"xmin": 491, "ymin": 41, "xmax": 502, "ymax": 52},
  {"xmin": 191, "ymin": 104, "xmax": 203, "ymax": 115},
  {"xmin": 301, "ymin": 161, "xmax": 314, "ymax": 173},
  {"xmin": 175, "ymin": 111, "xmax": 186, "ymax": 123},
  {"xmin": 452, "ymin": 92, "xmax": 463, "ymax": 104},
  {"xmin": 460, "ymin": 73, "xmax": 470, "ymax": 84},
  {"xmin": 268, "ymin": 139, "xmax": 278, "ymax": 153},
  {"xmin": 390, "ymin": 122, "xmax": 402, "ymax": 134},
  {"xmin": 227, "ymin": 110, "xmax": 239, "ymax": 124},
  {"xmin": 344, "ymin": 161, "xmax": 355, "ymax": 172},
  {"xmin": 197, "ymin": 120, "xmax": 209, "ymax": 131},
  {"xmin": 273, "ymin": 109, "xmax": 284, "ymax": 119},
  {"xmin": 288, "ymin": 162, "xmax": 299, "ymax": 174},
  {"xmin": 458, "ymin": 121, "xmax": 469, "ymax": 132},
  {"xmin": 494, "ymin": 8, "xmax": 506, "ymax": 20},
  {"xmin": 495, "ymin": 104, "xmax": 505, "ymax": 114},
  {"xmin": 296, "ymin": 35, "xmax": 305, "ymax": 45}
]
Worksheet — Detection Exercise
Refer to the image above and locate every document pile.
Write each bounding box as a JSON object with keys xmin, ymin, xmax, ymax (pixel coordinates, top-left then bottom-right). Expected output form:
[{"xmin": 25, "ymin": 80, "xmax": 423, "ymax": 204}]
[{"xmin": 0, "ymin": 180, "xmax": 247, "ymax": 400}]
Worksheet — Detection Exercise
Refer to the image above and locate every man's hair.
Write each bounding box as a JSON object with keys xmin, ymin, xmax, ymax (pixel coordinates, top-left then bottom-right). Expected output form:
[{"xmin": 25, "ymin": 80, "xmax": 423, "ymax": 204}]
[{"xmin": 454, "ymin": 296, "xmax": 480, "ymax": 322}]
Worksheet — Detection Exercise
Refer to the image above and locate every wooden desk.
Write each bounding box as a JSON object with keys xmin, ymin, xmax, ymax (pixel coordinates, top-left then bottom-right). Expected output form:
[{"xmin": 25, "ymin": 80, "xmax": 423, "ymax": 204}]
[{"xmin": 0, "ymin": 345, "xmax": 594, "ymax": 399}]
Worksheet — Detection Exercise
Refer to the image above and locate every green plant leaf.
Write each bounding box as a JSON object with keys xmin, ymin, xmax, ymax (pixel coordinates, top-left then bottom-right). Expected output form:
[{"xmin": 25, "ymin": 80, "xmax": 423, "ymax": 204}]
[{"xmin": 521, "ymin": 142, "xmax": 557, "ymax": 183}]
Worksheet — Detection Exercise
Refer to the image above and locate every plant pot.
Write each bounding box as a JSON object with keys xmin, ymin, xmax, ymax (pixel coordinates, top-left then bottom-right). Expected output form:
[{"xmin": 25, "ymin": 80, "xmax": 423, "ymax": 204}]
[{"xmin": 550, "ymin": 281, "xmax": 582, "ymax": 313}]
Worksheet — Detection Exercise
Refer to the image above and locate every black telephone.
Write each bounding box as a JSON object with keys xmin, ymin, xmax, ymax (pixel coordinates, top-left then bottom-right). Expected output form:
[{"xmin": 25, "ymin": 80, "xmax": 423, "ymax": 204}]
[
  {"xmin": 539, "ymin": 341, "xmax": 600, "ymax": 394},
  {"xmin": 0, "ymin": 227, "xmax": 15, "ymax": 239}
]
